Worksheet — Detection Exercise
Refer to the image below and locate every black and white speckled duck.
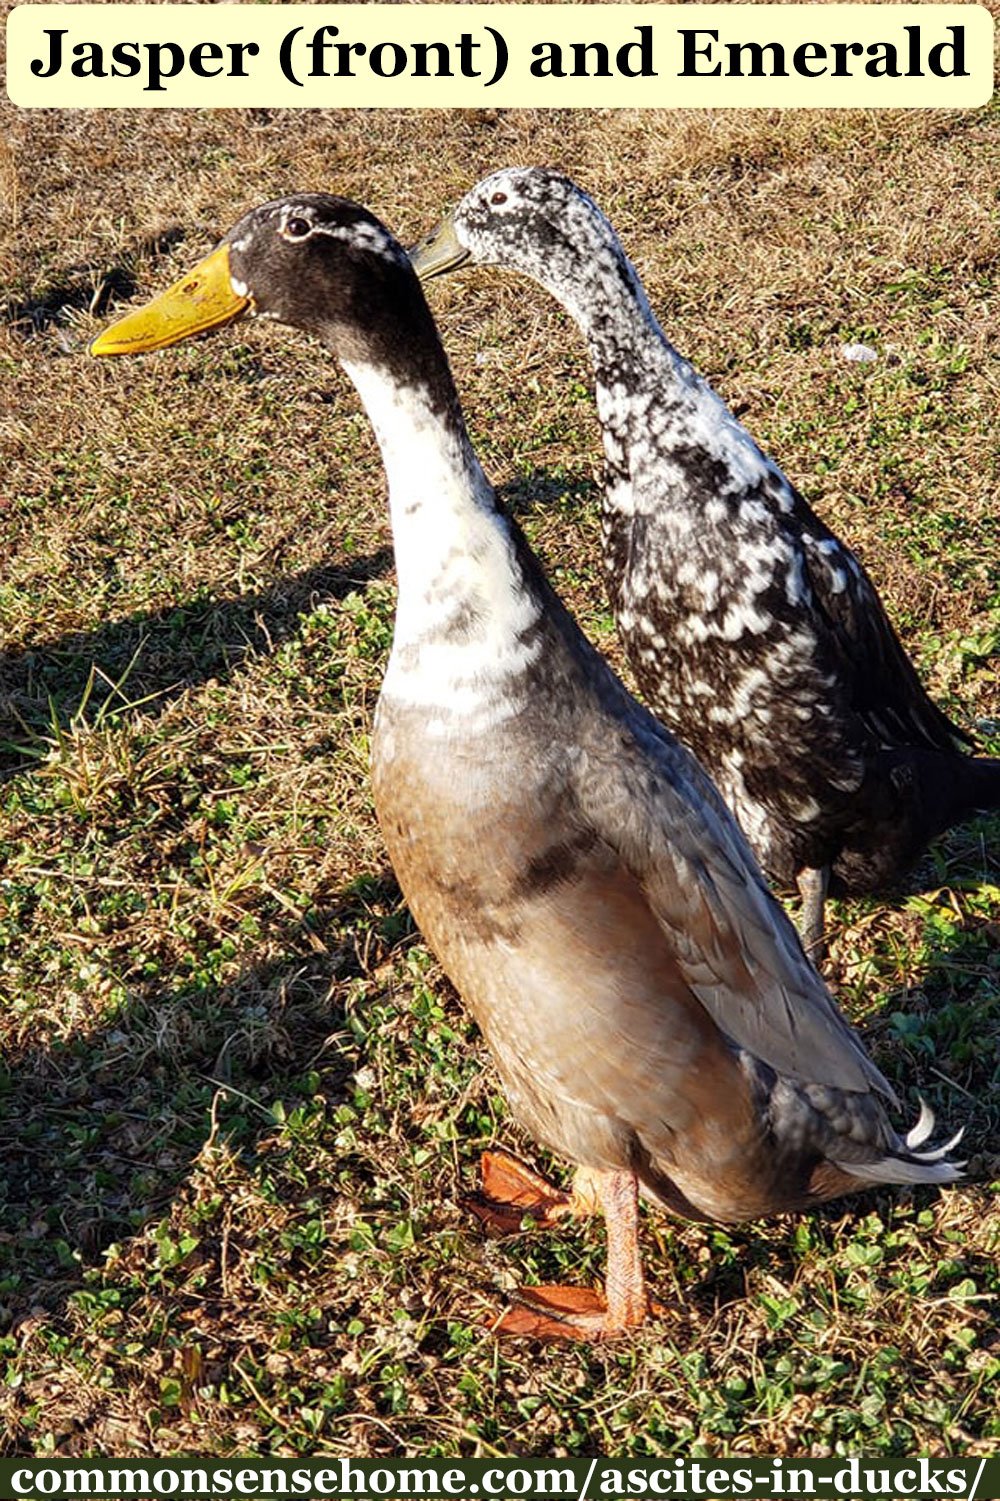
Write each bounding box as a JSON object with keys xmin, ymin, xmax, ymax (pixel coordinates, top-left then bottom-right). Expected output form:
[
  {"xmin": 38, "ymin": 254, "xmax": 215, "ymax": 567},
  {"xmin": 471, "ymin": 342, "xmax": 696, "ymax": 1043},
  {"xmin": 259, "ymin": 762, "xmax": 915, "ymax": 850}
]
[
  {"xmin": 412, "ymin": 167, "xmax": 1000, "ymax": 953},
  {"xmin": 92, "ymin": 194, "xmax": 960, "ymax": 1341}
]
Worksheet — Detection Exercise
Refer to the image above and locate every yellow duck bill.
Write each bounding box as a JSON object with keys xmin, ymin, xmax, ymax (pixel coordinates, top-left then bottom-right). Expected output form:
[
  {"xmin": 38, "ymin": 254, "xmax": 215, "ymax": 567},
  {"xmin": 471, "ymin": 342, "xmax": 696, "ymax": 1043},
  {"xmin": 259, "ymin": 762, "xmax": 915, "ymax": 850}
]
[
  {"xmin": 408, "ymin": 212, "xmax": 470, "ymax": 281},
  {"xmin": 89, "ymin": 243, "xmax": 250, "ymax": 356}
]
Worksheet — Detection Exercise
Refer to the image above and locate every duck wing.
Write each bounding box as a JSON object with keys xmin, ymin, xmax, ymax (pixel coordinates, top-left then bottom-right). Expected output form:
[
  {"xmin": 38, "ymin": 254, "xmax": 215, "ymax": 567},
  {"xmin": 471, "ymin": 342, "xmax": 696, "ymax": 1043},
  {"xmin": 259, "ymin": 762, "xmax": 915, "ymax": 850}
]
[
  {"xmin": 798, "ymin": 514, "xmax": 970, "ymax": 754},
  {"xmin": 571, "ymin": 698, "xmax": 895, "ymax": 1102}
]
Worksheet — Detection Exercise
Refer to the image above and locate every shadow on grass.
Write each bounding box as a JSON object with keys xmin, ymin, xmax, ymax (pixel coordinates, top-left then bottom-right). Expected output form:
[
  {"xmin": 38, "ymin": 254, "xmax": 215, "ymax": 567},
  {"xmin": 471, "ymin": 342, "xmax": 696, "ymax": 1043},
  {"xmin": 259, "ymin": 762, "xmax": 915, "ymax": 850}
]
[
  {"xmin": 2, "ymin": 227, "xmax": 188, "ymax": 337},
  {"xmin": 495, "ymin": 471, "xmax": 600, "ymax": 522},
  {"xmin": 0, "ymin": 864, "xmax": 403, "ymax": 1322},
  {"xmin": 0, "ymin": 547, "xmax": 394, "ymax": 779}
]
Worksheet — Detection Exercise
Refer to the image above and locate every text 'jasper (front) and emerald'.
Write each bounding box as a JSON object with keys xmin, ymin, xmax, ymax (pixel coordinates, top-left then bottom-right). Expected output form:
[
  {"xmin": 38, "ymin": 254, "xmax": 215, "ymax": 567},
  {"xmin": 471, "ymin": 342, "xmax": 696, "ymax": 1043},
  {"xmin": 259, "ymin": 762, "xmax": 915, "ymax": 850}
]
[{"xmin": 7, "ymin": 5, "xmax": 994, "ymax": 107}]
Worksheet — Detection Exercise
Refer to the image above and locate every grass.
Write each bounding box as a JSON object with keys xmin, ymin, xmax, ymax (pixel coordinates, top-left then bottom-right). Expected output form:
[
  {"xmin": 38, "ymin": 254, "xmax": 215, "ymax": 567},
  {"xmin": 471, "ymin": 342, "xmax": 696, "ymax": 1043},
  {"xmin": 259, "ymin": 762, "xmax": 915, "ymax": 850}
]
[{"xmin": 1, "ymin": 90, "xmax": 999, "ymax": 1458}]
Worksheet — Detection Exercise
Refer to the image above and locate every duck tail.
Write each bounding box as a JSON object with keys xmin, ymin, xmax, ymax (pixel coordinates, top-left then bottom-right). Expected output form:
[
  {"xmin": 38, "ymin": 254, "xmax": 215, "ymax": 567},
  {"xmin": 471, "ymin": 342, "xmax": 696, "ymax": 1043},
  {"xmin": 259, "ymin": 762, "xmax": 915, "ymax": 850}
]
[
  {"xmin": 900, "ymin": 749, "xmax": 1000, "ymax": 848},
  {"xmin": 829, "ymin": 1099, "xmax": 964, "ymax": 1188}
]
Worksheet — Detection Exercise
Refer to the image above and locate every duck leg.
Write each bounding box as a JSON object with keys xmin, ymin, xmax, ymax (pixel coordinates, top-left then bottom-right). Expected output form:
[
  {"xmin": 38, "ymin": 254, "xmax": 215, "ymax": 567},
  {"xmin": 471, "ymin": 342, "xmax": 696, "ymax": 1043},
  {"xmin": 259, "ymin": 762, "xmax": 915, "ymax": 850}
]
[
  {"xmin": 492, "ymin": 1169, "xmax": 654, "ymax": 1342},
  {"xmin": 463, "ymin": 1149, "xmax": 601, "ymax": 1234},
  {"xmin": 796, "ymin": 865, "xmax": 829, "ymax": 962}
]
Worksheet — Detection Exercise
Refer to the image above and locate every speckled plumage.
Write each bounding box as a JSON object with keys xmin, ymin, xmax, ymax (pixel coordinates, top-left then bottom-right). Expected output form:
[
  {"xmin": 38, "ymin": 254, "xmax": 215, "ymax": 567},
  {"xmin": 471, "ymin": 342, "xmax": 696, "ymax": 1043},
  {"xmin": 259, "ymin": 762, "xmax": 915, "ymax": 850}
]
[
  {"xmin": 413, "ymin": 168, "xmax": 1000, "ymax": 933},
  {"xmin": 94, "ymin": 193, "xmax": 962, "ymax": 1337}
]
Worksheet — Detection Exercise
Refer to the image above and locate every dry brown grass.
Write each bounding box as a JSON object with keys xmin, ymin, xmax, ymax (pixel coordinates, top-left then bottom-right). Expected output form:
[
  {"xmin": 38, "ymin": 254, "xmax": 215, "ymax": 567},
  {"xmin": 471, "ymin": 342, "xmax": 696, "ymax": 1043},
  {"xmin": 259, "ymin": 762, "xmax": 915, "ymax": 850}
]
[{"xmin": 1, "ymin": 72, "xmax": 998, "ymax": 1461}]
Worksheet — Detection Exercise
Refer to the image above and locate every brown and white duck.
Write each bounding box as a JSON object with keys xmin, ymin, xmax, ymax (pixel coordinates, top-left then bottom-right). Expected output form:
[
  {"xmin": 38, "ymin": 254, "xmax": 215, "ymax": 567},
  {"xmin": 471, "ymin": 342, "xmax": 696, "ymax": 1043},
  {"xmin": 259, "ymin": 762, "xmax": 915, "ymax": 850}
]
[
  {"xmin": 92, "ymin": 194, "xmax": 961, "ymax": 1342},
  {"xmin": 411, "ymin": 167, "xmax": 1000, "ymax": 955}
]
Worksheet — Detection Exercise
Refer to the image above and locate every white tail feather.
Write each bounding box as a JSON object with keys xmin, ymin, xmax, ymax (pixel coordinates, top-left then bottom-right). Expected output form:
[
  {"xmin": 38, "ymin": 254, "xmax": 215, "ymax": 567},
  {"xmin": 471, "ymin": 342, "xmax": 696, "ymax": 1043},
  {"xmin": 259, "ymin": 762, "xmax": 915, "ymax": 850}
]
[{"xmin": 905, "ymin": 1099, "xmax": 936, "ymax": 1149}]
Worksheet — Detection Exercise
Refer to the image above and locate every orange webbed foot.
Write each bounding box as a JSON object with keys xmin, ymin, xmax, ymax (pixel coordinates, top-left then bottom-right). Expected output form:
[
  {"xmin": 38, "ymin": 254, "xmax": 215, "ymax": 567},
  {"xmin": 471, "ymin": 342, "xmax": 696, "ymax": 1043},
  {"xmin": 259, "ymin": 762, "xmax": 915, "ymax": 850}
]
[
  {"xmin": 461, "ymin": 1149, "xmax": 579, "ymax": 1234},
  {"xmin": 492, "ymin": 1285, "xmax": 610, "ymax": 1342},
  {"xmin": 491, "ymin": 1284, "xmax": 664, "ymax": 1343}
]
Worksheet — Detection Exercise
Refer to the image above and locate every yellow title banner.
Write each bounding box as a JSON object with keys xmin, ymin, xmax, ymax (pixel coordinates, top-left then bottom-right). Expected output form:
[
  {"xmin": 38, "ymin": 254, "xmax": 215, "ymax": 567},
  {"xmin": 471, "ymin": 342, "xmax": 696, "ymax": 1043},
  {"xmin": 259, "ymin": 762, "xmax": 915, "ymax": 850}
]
[{"xmin": 6, "ymin": 4, "xmax": 994, "ymax": 109}]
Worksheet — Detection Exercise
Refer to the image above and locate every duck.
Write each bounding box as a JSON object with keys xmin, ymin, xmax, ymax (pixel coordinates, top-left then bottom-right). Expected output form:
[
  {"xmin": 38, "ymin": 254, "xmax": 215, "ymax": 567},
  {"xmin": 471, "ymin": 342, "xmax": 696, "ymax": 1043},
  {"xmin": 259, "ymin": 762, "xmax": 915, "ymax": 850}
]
[
  {"xmin": 410, "ymin": 167, "xmax": 1000, "ymax": 956},
  {"xmin": 91, "ymin": 193, "xmax": 961, "ymax": 1342}
]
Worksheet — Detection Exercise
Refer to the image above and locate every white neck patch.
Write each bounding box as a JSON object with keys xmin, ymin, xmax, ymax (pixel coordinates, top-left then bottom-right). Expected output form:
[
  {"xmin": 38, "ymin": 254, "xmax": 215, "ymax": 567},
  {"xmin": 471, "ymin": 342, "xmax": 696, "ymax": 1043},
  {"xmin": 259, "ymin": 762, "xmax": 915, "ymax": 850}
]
[{"xmin": 341, "ymin": 359, "xmax": 544, "ymax": 730}]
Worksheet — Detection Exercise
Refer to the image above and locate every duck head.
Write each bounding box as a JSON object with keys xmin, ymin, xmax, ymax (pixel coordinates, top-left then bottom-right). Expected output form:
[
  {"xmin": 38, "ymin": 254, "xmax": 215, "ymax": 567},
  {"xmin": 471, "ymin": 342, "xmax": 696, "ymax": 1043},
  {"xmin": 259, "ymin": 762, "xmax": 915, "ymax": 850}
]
[
  {"xmin": 91, "ymin": 194, "xmax": 439, "ymax": 380},
  {"xmin": 410, "ymin": 167, "xmax": 616, "ymax": 290}
]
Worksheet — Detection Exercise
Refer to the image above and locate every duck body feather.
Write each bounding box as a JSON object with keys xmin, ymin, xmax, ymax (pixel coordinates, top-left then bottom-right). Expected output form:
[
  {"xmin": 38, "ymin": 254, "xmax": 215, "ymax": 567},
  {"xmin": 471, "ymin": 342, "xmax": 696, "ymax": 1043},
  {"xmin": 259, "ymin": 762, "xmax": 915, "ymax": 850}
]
[
  {"xmin": 414, "ymin": 169, "xmax": 1000, "ymax": 904},
  {"xmin": 93, "ymin": 194, "xmax": 961, "ymax": 1335}
]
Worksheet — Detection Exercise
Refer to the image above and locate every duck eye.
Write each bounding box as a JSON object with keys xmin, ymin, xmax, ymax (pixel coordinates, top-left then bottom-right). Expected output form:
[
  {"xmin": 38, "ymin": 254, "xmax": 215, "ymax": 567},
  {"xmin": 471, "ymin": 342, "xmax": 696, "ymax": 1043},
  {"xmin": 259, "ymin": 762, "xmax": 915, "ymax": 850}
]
[
  {"xmin": 490, "ymin": 191, "xmax": 508, "ymax": 206},
  {"xmin": 284, "ymin": 216, "xmax": 313, "ymax": 242}
]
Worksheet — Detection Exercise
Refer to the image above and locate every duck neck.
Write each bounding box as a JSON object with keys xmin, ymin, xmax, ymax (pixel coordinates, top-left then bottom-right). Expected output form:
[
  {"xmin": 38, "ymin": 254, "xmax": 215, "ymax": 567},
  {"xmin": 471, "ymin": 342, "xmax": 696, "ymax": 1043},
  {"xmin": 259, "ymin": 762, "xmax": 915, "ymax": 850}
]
[
  {"xmin": 525, "ymin": 219, "xmax": 678, "ymax": 390},
  {"xmin": 530, "ymin": 217, "xmax": 776, "ymax": 525},
  {"xmin": 338, "ymin": 343, "xmax": 544, "ymax": 725},
  {"xmin": 341, "ymin": 355, "xmax": 487, "ymax": 608}
]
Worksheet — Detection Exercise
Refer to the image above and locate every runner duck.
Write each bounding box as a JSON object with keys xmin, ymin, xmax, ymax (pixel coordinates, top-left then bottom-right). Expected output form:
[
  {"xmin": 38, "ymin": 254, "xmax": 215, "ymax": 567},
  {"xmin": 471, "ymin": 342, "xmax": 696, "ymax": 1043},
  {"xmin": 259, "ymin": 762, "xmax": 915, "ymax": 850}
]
[
  {"xmin": 92, "ymin": 194, "xmax": 961, "ymax": 1342},
  {"xmin": 411, "ymin": 167, "xmax": 1000, "ymax": 955}
]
